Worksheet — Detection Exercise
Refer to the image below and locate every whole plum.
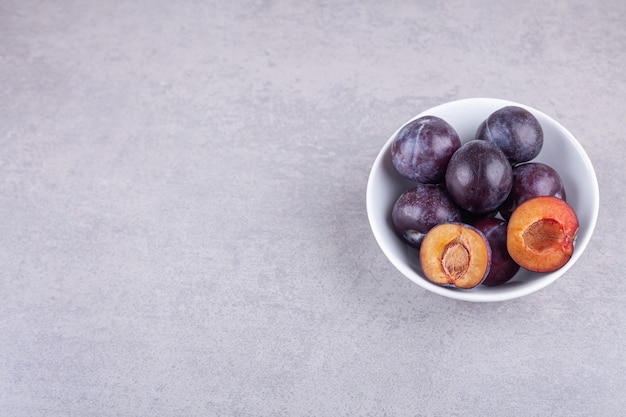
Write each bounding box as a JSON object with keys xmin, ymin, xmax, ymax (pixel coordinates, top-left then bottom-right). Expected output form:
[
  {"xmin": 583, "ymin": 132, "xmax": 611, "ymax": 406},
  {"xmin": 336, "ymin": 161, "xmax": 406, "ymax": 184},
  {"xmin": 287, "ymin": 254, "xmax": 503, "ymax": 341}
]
[
  {"xmin": 445, "ymin": 140, "xmax": 513, "ymax": 214},
  {"xmin": 391, "ymin": 184, "xmax": 462, "ymax": 248},
  {"xmin": 499, "ymin": 162, "xmax": 566, "ymax": 219},
  {"xmin": 472, "ymin": 217, "xmax": 520, "ymax": 286},
  {"xmin": 391, "ymin": 115, "xmax": 461, "ymax": 184},
  {"xmin": 476, "ymin": 106, "xmax": 543, "ymax": 165}
]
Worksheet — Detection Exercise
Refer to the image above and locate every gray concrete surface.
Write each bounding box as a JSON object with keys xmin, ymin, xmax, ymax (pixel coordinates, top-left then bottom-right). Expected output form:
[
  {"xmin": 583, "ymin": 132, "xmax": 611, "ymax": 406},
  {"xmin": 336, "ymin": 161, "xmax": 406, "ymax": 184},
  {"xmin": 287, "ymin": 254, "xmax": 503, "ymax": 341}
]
[{"xmin": 1, "ymin": 1, "xmax": 624, "ymax": 416}]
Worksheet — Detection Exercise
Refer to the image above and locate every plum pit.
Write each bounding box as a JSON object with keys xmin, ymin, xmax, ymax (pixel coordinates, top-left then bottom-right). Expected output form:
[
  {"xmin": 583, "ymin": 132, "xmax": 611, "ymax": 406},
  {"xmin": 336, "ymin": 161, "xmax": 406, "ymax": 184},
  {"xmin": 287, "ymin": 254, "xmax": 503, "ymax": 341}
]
[
  {"xmin": 441, "ymin": 239, "xmax": 470, "ymax": 280},
  {"xmin": 522, "ymin": 219, "xmax": 565, "ymax": 252}
]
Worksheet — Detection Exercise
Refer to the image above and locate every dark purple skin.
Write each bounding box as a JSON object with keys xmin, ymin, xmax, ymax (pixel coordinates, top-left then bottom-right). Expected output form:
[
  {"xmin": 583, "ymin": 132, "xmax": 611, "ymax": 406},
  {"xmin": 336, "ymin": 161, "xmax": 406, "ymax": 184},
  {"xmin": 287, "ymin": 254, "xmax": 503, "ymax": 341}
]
[
  {"xmin": 460, "ymin": 208, "xmax": 498, "ymax": 225},
  {"xmin": 391, "ymin": 115, "xmax": 461, "ymax": 184},
  {"xmin": 475, "ymin": 106, "xmax": 543, "ymax": 165},
  {"xmin": 391, "ymin": 184, "xmax": 462, "ymax": 248},
  {"xmin": 499, "ymin": 162, "xmax": 567, "ymax": 220},
  {"xmin": 445, "ymin": 140, "xmax": 513, "ymax": 215},
  {"xmin": 472, "ymin": 217, "xmax": 520, "ymax": 286}
]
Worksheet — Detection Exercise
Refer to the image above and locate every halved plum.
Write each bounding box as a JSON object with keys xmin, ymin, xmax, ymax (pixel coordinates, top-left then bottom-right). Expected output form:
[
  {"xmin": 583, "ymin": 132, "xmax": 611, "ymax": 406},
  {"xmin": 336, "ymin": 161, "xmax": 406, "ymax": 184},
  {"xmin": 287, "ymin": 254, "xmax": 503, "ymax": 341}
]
[
  {"xmin": 420, "ymin": 223, "xmax": 491, "ymax": 289},
  {"xmin": 507, "ymin": 196, "xmax": 579, "ymax": 272}
]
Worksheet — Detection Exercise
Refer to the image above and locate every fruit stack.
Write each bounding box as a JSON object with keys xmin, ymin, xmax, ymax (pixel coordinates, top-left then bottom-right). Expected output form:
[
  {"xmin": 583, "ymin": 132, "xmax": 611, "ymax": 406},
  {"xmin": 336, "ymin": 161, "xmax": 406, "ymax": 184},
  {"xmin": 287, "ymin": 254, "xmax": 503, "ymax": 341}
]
[{"xmin": 390, "ymin": 106, "xmax": 579, "ymax": 289}]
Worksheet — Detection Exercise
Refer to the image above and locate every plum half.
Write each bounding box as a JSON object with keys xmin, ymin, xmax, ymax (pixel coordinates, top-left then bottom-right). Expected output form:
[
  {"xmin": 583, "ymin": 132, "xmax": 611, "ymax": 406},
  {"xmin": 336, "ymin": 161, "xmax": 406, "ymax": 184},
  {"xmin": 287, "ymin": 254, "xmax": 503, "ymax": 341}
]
[
  {"xmin": 507, "ymin": 196, "xmax": 579, "ymax": 272},
  {"xmin": 420, "ymin": 223, "xmax": 491, "ymax": 289}
]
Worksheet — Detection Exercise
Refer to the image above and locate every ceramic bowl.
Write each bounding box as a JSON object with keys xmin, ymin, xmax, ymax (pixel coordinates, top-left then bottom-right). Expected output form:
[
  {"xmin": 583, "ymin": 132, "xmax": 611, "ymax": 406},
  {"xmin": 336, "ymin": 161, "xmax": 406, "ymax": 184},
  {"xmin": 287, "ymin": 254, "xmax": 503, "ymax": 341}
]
[{"xmin": 366, "ymin": 98, "xmax": 599, "ymax": 302}]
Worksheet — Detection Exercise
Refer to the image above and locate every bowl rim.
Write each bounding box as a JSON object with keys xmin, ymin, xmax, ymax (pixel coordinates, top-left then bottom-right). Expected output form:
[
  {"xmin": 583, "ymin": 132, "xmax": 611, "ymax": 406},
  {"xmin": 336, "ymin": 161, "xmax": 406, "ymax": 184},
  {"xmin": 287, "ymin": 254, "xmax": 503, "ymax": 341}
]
[{"xmin": 366, "ymin": 97, "xmax": 599, "ymax": 302}]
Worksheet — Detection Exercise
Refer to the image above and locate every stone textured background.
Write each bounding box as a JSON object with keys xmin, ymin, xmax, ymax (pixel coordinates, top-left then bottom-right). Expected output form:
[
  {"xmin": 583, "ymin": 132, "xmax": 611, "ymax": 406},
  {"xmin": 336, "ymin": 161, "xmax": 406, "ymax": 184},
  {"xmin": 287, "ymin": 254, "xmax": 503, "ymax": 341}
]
[{"xmin": 1, "ymin": 1, "xmax": 624, "ymax": 416}]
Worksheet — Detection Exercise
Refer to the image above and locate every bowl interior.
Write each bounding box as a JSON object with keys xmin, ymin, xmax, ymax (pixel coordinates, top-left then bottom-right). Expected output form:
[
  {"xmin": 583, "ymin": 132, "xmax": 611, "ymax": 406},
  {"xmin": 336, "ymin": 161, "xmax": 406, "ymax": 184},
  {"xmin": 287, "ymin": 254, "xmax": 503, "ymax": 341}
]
[{"xmin": 366, "ymin": 98, "xmax": 599, "ymax": 302}]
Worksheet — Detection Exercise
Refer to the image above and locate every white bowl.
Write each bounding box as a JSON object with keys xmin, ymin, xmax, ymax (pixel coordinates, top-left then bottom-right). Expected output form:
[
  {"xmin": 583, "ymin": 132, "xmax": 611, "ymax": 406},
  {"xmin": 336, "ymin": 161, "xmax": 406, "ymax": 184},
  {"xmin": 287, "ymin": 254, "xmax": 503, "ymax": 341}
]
[{"xmin": 366, "ymin": 98, "xmax": 599, "ymax": 302}]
